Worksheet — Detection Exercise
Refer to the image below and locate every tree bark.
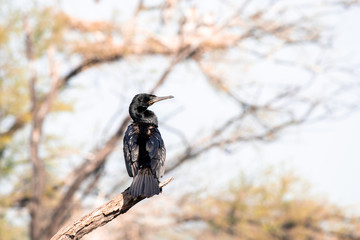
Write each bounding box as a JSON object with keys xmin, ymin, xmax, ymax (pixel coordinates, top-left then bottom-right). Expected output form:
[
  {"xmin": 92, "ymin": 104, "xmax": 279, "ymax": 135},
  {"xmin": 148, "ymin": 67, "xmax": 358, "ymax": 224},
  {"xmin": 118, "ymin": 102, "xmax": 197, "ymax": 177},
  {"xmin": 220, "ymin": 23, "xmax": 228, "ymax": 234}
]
[{"xmin": 50, "ymin": 177, "xmax": 173, "ymax": 240}]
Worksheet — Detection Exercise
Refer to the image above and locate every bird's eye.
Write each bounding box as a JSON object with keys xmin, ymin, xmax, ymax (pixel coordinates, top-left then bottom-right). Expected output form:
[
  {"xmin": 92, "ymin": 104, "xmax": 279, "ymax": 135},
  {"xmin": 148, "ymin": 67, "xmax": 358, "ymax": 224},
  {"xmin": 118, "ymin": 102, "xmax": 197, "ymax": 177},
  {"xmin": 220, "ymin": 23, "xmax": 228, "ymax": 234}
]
[{"xmin": 149, "ymin": 97, "xmax": 153, "ymax": 100}]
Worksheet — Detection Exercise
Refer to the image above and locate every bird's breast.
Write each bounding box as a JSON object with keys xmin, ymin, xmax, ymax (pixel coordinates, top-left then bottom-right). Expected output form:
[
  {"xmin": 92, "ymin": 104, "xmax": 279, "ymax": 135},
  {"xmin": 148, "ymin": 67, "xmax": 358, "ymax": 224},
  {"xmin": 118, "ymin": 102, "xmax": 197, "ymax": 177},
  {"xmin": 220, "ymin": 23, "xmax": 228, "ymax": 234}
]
[{"xmin": 133, "ymin": 122, "xmax": 155, "ymax": 136}]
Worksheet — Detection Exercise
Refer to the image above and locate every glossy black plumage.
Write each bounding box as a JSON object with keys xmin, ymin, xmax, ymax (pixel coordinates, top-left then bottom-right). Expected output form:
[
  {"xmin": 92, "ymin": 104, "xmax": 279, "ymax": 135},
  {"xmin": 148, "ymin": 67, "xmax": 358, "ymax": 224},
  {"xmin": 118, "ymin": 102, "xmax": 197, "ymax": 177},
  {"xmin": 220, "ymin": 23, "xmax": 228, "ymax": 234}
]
[{"xmin": 123, "ymin": 93, "xmax": 173, "ymax": 197}]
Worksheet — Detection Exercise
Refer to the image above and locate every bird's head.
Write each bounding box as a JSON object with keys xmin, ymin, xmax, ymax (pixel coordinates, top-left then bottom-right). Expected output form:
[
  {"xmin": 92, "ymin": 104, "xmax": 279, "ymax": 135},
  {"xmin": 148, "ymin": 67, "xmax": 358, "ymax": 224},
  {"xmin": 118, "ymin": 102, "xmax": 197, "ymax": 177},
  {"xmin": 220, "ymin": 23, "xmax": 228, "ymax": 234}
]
[
  {"xmin": 129, "ymin": 93, "xmax": 174, "ymax": 125},
  {"xmin": 131, "ymin": 93, "xmax": 174, "ymax": 109}
]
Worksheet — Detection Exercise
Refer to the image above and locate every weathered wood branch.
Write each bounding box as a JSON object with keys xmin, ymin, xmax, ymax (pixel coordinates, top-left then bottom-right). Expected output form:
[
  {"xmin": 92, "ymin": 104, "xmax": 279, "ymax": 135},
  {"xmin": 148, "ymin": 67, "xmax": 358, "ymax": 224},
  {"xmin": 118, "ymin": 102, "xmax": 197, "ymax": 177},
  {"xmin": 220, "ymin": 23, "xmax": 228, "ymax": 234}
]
[
  {"xmin": 50, "ymin": 177, "xmax": 174, "ymax": 240},
  {"xmin": 61, "ymin": 54, "xmax": 123, "ymax": 87}
]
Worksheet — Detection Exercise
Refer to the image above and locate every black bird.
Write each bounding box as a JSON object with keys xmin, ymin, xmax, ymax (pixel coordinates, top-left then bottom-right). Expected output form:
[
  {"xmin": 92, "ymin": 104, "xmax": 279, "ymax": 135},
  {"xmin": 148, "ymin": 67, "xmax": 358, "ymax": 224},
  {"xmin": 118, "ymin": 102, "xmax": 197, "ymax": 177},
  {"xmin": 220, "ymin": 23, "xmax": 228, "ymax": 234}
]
[{"xmin": 123, "ymin": 93, "xmax": 173, "ymax": 197}]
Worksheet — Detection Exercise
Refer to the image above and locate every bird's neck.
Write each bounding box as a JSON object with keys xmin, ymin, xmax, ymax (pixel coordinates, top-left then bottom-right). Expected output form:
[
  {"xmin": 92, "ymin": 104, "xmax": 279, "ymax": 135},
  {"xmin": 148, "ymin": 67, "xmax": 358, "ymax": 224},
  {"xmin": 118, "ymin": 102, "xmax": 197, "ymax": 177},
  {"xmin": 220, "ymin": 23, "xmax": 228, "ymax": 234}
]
[{"xmin": 129, "ymin": 105, "xmax": 158, "ymax": 126}]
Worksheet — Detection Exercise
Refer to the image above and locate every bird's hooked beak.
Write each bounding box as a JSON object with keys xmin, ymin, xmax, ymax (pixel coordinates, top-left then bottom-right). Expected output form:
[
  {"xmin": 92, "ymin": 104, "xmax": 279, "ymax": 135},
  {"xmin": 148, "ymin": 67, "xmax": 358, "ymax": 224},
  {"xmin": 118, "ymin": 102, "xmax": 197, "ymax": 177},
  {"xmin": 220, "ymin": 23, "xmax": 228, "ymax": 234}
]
[{"xmin": 148, "ymin": 95, "xmax": 174, "ymax": 105}]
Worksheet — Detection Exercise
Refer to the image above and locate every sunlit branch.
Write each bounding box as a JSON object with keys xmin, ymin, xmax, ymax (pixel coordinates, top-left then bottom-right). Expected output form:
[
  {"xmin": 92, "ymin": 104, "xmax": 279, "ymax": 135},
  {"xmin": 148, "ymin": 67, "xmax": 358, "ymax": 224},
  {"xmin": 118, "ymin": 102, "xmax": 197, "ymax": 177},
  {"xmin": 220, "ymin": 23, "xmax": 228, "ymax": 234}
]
[{"xmin": 50, "ymin": 178, "xmax": 173, "ymax": 240}]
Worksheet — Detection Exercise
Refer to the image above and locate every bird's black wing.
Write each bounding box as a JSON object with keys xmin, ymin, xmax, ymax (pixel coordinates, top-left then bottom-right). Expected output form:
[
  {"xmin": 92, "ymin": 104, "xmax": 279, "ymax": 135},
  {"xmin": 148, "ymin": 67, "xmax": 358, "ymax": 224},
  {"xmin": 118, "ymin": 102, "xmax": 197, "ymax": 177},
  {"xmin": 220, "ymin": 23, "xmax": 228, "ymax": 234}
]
[
  {"xmin": 123, "ymin": 124, "xmax": 139, "ymax": 177},
  {"xmin": 146, "ymin": 127, "xmax": 166, "ymax": 179}
]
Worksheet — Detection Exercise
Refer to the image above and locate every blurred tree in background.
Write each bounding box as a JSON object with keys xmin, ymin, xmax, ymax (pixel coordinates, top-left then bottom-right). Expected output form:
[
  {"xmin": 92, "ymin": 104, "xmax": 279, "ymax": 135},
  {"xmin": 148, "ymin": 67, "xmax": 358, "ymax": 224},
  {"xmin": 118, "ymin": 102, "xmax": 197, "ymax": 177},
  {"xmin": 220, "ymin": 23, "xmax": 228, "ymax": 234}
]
[
  {"xmin": 185, "ymin": 168, "xmax": 360, "ymax": 240},
  {"xmin": 0, "ymin": 0, "xmax": 360, "ymax": 239}
]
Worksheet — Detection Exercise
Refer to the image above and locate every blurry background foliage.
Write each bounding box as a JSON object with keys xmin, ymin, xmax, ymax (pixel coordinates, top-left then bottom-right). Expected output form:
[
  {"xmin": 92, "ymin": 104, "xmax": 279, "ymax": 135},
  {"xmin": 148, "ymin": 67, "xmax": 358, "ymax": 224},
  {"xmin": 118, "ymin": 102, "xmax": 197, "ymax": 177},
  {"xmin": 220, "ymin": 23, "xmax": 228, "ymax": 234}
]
[{"xmin": 0, "ymin": 0, "xmax": 360, "ymax": 239}]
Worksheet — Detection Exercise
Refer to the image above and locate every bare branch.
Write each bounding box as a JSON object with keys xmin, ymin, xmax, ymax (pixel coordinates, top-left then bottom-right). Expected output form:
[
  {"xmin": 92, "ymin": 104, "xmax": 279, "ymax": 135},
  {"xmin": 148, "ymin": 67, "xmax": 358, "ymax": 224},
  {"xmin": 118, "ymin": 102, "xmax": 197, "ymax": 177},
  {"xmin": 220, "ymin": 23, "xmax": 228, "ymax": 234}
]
[
  {"xmin": 24, "ymin": 15, "xmax": 37, "ymax": 112},
  {"xmin": 0, "ymin": 116, "xmax": 26, "ymax": 137},
  {"xmin": 61, "ymin": 54, "xmax": 123, "ymax": 87},
  {"xmin": 25, "ymin": 14, "xmax": 46, "ymax": 240},
  {"xmin": 150, "ymin": 45, "xmax": 198, "ymax": 93},
  {"xmin": 26, "ymin": 23, "xmax": 63, "ymax": 240},
  {"xmin": 50, "ymin": 178, "xmax": 174, "ymax": 240},
  {"xmin": 43, "ymin": 115, "xmax": 130, "ymax": 239}
]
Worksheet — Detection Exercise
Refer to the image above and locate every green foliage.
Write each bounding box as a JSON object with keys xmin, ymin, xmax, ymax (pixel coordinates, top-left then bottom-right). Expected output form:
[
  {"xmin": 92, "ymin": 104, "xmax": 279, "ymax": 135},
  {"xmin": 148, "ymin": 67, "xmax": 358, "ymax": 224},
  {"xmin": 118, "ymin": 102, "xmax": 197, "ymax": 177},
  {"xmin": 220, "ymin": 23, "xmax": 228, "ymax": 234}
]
[
  {"xmin": 0, "ymin": 79, "xmax": 30, "ymax": 119},
  {"xmin": 30, "ymin": 7, "xmax": 67, "ymax": 58},
  {"xmin": 0, "ymin": 1, "xmax": 30, "ymax": 181},
  {"xmin": 0, "ymin": 1, "xmax": 22, "ymax": 45},
  {"xmin": 0, "ymin": 1, "xmax": 74, "ymax": 160},
  {"xmin": 0, "ymin": 2, "xmax": 28, "ymax": 116},
  {"xmin": 0, "ymin": 215, "xmax": 27, "ymax": 240},
  {"xmin": 0, "ymin": 3, "xmax": 75, "ymax": 239}
]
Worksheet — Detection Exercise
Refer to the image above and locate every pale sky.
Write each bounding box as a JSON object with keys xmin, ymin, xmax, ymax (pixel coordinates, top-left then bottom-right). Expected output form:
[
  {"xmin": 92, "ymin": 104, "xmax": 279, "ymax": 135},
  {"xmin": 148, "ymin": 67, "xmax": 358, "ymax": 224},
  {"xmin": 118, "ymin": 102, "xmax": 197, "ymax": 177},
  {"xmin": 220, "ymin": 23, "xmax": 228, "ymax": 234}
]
[{"xmin": 22, "ymin": 0, "xmax": 360, "ymax": 212}]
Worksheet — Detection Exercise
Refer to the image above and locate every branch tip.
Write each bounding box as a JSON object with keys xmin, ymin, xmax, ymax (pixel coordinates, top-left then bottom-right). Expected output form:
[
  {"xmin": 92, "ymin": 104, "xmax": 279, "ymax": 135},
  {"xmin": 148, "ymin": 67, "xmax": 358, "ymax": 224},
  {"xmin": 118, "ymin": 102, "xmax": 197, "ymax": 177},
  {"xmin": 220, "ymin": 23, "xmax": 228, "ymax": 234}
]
[{"xmin": 159, "ymin": 177, "xmax": 174, "ymax": 188}]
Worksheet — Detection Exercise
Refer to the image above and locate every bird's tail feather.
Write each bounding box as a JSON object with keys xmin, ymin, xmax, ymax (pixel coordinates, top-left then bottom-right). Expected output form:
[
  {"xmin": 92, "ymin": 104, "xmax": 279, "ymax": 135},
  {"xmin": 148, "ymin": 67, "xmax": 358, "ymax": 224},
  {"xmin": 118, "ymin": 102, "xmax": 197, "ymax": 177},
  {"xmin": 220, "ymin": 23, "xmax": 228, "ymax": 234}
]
[{"xmin": 129, "ymin": 168, "xmax": 160, "ymax": 197}]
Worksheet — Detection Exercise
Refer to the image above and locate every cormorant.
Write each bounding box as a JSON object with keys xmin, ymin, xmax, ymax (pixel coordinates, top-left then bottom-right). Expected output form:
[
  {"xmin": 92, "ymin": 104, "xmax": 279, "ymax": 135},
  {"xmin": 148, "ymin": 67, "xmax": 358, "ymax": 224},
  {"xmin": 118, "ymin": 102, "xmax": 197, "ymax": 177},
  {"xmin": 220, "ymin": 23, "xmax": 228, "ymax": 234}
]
[{"xmin": 123, "ymin": 93, "xmax": 173, "ymax": 197}]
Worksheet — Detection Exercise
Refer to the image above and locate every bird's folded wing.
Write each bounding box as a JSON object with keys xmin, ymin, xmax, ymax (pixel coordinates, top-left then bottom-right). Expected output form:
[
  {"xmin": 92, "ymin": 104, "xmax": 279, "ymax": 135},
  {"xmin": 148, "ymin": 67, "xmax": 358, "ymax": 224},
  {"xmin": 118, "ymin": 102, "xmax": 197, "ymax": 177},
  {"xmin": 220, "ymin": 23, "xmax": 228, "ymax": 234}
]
[
  {"xmin": 123, "ymin": 124, "xmax": 139, "ymax": 177},
  {"xmin": 146, "ymin": 128, "xmax": 166, "ymax": 179}
]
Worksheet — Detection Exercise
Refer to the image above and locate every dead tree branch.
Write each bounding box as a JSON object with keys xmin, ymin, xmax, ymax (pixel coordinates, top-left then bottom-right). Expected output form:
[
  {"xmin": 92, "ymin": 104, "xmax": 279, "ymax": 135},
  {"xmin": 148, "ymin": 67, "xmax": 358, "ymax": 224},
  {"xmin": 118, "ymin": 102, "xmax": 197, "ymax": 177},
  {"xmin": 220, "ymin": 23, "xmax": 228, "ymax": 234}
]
[
  {"xmin": 61, "ymin": 54, "xmax": 124, "ymax": 87},
  {"xmin": 50, "ymin": 177, "xmax": 174, "ymax": 240},
  {"xmin": 25, "ymin": 15, "xmax": 46, "ymax": 240}
]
